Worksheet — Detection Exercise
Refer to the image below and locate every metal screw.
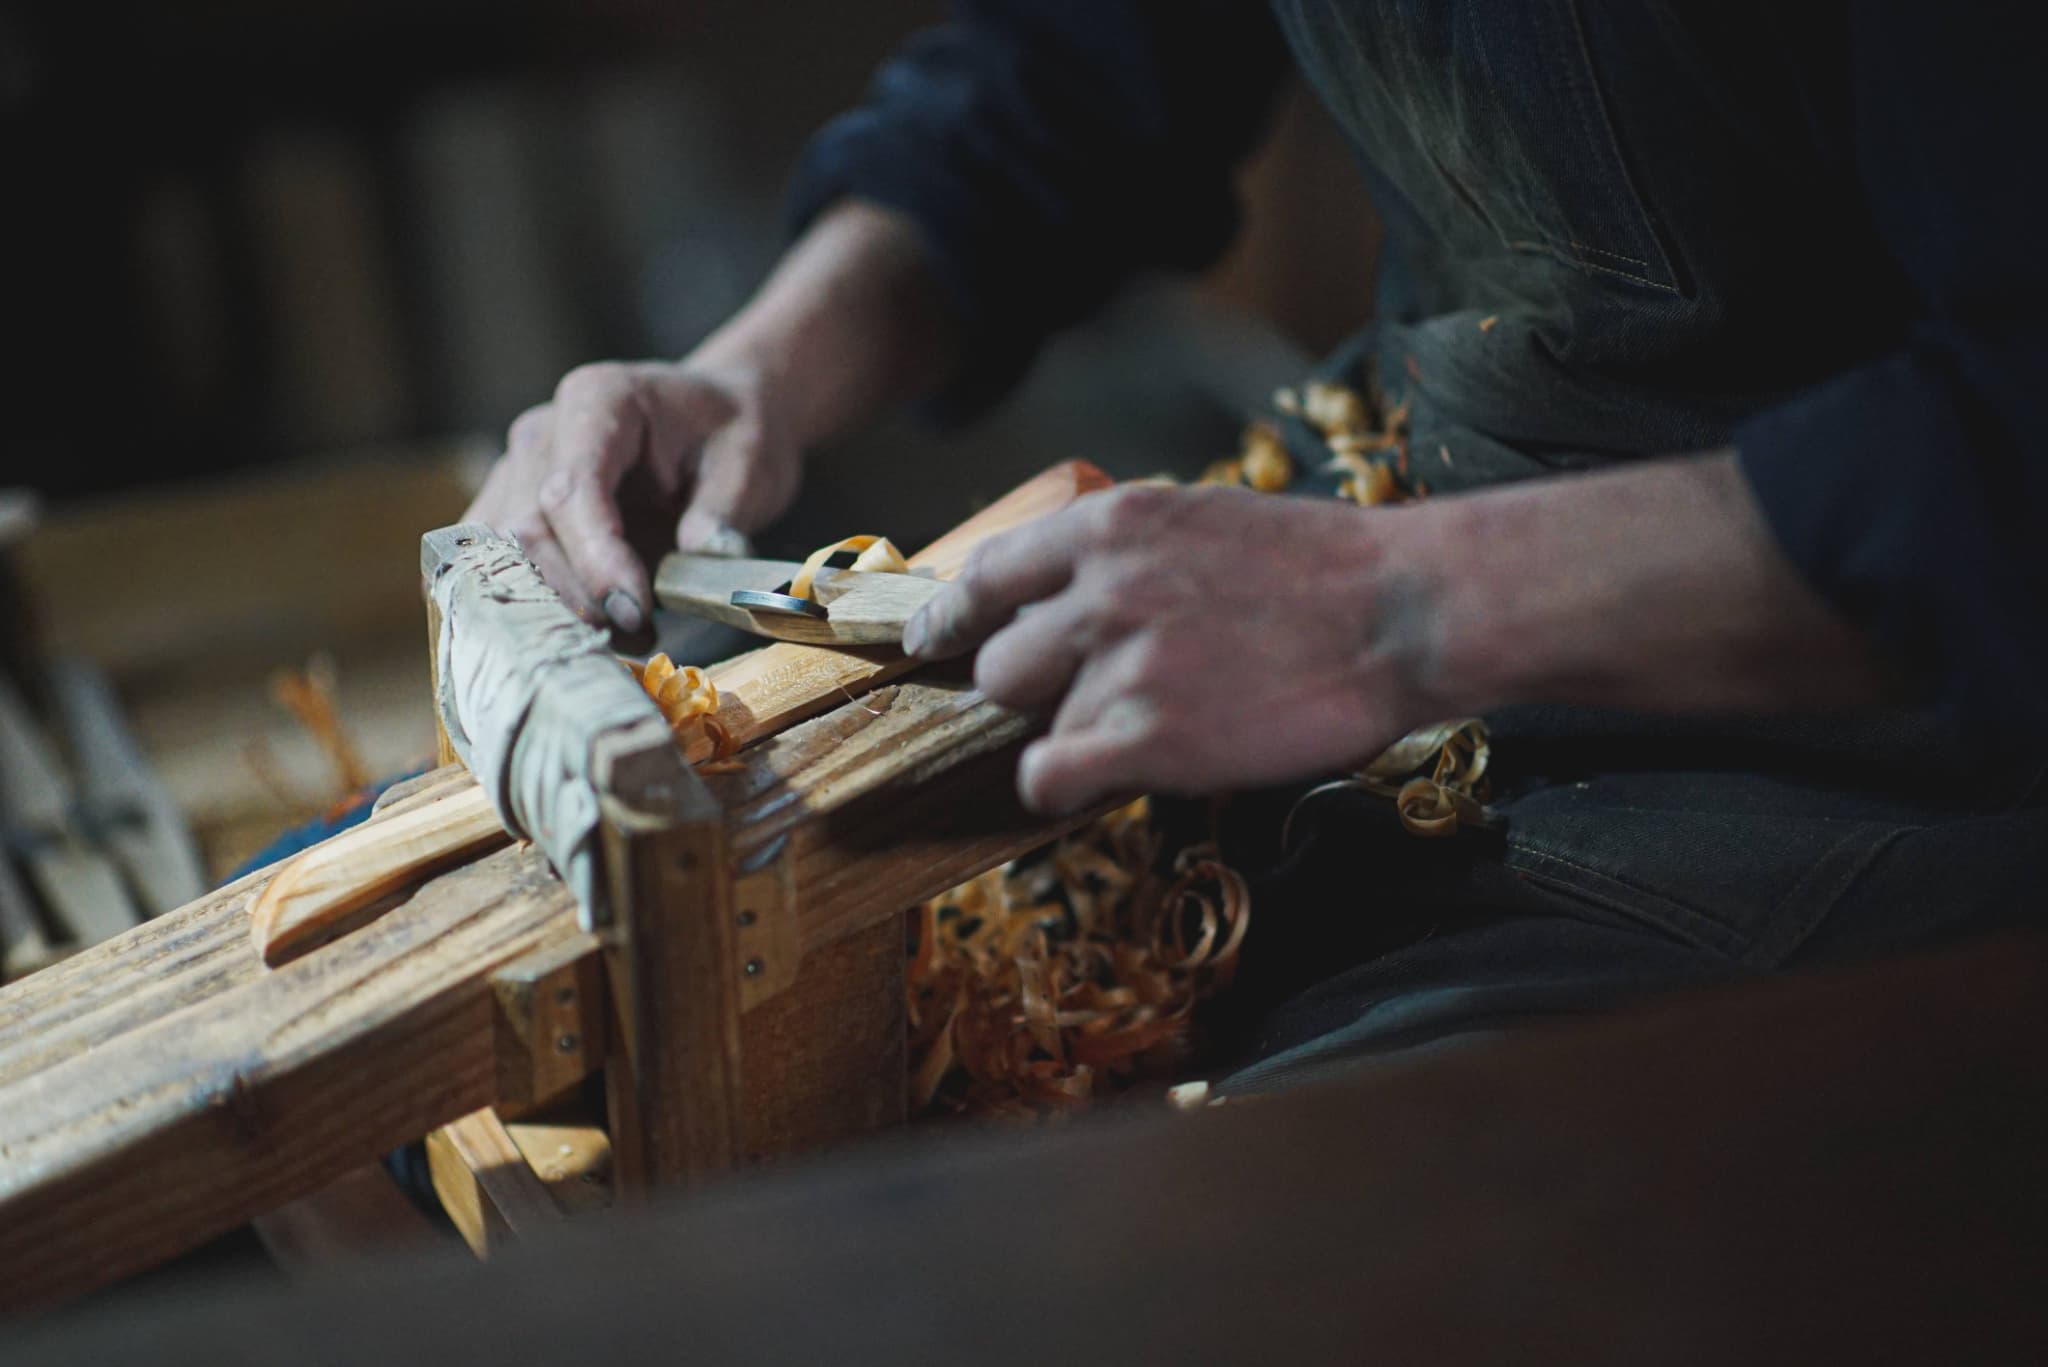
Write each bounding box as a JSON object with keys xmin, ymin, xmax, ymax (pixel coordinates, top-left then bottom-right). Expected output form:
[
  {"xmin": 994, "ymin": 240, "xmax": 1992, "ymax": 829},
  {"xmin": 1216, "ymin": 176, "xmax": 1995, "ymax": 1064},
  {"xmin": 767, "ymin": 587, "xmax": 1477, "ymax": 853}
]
[
  {"xmin": 456, "ymin": 537, "xmax": 474, "ymax": 547},
  {"xmin": 555, "ymin": 986, "xmax": 576, "ymax": 1006},
  {"xmin": 556, "ymin": 1033, "xmax": 579, "ymax": 1053},
  {"xmin": 743, "ymin": 958, "xmax": 764, "ymax": 978},
  {"xmin": 736, "ymin": 909, "xmax": 756, "ymax": 928}
]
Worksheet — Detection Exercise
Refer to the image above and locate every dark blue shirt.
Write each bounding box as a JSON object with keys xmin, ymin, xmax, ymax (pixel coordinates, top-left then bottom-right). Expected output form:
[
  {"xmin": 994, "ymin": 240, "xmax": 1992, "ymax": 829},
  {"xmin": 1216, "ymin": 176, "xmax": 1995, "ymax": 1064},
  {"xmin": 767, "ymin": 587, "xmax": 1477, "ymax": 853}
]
[{"xmin": 789, "ymin": 2, "xmax": 2048, "ymax": 739}]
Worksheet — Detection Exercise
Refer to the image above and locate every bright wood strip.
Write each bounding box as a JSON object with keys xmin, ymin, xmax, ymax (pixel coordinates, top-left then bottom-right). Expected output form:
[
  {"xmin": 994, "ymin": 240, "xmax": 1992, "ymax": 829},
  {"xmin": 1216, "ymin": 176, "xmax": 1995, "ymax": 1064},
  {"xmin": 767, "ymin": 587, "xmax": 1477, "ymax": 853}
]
[{"xmin": 249, "ymin": 783, "xmax": 511, "ymax": 966}]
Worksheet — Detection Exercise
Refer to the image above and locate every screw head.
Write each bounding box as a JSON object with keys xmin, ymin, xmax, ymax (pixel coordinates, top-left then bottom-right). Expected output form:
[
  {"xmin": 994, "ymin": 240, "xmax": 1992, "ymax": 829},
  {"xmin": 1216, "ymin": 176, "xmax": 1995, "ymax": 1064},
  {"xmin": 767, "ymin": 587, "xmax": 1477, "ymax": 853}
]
[
  {"xmin": 736, "ymin": 909, "xmax": 757, "ymax": 928},
  {"xmin": 743, "ymin": 957, "xmax": 764, "ymax": 978},
  {"xmin": 556, "ymin": 1033, "xmax": 579, "ymax": 1053}
]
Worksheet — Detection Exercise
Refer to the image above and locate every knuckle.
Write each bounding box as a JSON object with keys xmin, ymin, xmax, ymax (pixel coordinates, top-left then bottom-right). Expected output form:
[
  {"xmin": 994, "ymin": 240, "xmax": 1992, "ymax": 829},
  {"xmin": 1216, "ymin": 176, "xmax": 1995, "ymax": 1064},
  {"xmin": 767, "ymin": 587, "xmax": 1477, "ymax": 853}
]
[
  {"xmin": 1095, "ymin": 484, "xmax": 1172, "ymax": 540},
  {"xmin": 556, "ymin": 361, "xmax": 626, "ymax": 408},
  {"xmin": 508, "ymin": 404, "xmax": 551, "ymax": 448}
]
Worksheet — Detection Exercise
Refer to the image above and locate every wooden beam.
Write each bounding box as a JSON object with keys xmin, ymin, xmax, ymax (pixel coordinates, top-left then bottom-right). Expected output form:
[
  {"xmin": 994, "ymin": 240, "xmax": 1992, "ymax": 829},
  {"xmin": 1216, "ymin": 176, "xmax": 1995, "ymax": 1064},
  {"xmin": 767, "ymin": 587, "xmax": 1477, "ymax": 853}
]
[
  {"xmin": 427, "ymin": 1107, "xmax": 564, "ymax": 1257},
  {"xmin": 706, "ymin": 676, "xmax": 1111, "ymax": 960},
  {"xmin": 490, "ymin": 930, "xmax": 606, "ymax": 1113},
  {"xmin": 595, "ymin": 719, "xmax": 741, "ymax": 1194},
  {"xmin": 0, "ymin": 842, "xmax": 580, "ymax": 1312}
]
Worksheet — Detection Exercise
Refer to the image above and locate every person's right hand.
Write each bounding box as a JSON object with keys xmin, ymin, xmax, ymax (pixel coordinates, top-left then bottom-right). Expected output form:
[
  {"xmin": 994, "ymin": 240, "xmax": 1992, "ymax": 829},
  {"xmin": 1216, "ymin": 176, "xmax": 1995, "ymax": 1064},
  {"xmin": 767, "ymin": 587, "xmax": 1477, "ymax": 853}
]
[{"xmin": 465, "ymin": 356, "xmax": 801, "ymax": 638}]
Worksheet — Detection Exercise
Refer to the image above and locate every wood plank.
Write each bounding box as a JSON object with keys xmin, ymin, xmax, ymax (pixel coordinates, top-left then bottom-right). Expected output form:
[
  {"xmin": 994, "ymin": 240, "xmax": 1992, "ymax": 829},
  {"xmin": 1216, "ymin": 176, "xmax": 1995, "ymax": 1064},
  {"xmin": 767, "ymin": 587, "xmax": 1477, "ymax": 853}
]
[
  {"xmin": 595, "ymin": 721, "xmax": 741, "ymax": 1194},
  {"xmin": 504, "ymin": 1115, "xmax": 611, "ymax": 1216},
  {"xmin": 250, "ymin": 783, "xmax": 510, "ymax": 965},
  {"xmin": 737, "ymin": 915, "xmax": 905, "ymax": 1163},
  {"xmin": 490, "ymin": 931, "xmax": 606, "ymax": 1113},
  {"xmin": 427, "ymin": 1107, "xmax": 563, "ymax": 1258},
  {"xmin": 706, "ymin": 676, "xmax": 1111, "ymax": 958},
  {"xmin": 0, "ymin": 841, "xmax": 580, "ymax": 1311}
]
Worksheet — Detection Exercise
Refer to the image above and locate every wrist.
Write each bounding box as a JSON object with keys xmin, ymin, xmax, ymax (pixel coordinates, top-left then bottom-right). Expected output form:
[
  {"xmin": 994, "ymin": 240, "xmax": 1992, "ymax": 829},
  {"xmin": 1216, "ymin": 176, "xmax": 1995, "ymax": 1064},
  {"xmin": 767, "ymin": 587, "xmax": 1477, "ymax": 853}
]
[
  {"xmin": 1406, "ymin": 453, "xmax": 1884, "ymax": 718},
  {"xmin": 690, "ymin": 200, "xmax": 958, "ymax": 452}
]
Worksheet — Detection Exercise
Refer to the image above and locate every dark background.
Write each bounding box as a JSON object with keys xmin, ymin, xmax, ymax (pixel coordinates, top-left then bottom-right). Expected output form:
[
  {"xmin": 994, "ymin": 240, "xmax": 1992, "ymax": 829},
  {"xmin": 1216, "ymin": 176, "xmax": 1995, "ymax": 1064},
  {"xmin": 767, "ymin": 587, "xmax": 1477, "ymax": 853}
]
[{"xmin": 0, "ymin": 0, "xmax": 1378, "ymax": 525}]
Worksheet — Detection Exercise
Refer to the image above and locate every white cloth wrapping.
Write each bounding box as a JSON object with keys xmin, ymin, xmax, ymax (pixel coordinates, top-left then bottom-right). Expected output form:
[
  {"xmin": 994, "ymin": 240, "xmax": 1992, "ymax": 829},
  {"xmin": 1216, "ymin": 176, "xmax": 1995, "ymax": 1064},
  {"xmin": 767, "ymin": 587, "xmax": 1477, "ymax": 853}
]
[{"xmin": 429, "ymin": 538, "xmax": 656, "ymax": 927}]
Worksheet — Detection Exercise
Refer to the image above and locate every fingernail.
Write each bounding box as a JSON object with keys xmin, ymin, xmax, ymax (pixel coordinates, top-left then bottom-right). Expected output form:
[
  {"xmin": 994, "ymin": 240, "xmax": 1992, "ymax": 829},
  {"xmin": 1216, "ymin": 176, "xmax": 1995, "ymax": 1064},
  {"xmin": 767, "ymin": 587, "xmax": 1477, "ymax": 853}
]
[
  {"xmin": 1017, "ymin": 739, "xmax": 1051, "ymax": 813},
  {"xmin": 603, "ymin": 589, "xmax": 645, "ymax": 634},
  {"xmin": 901, "ymin": 611, "xmax": 929, "ymax": 658}
]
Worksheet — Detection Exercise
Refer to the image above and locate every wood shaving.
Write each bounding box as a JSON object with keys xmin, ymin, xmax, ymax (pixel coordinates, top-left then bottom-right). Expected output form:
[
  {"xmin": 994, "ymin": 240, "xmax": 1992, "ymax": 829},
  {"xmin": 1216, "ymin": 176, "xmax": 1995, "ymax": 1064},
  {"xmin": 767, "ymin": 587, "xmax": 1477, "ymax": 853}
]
[
  {"xmin": 1284, "ymin": 718, "xmax": 1494, "ymax": 846},
  {"xmin": 269, "ymin": 654, "xmax": 372, "ymax": 807},
  {"xmin": 625, "ymin": 652, "xmax": 735, "ymax": 759},
  {"xmin": 788, "ymin": 535, "xmax": 907, "ymax": 601},
  {"xmin": 907, "ymin": 798, "xmax": 1250, "ymax": 1117}
]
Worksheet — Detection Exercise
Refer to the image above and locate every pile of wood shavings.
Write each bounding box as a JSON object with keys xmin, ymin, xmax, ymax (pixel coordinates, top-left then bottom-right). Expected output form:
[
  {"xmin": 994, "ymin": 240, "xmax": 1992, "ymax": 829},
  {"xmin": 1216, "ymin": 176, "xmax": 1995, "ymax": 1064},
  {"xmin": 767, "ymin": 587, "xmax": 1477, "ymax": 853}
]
[
  {"xmin": 907, "ymin": 798, "xmax": 1249, "ymax": 1117},
  {"xmin": 1274, "ymin": 379, "xmax": 1423, "ymax": 505}
]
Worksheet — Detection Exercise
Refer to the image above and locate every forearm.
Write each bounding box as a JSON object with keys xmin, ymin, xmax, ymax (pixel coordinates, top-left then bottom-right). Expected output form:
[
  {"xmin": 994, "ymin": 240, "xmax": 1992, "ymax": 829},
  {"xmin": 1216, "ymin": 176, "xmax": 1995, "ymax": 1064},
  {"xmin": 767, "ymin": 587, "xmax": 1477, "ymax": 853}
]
[
  {"xmin": 690, "ymin": 200, "xmax": 960, "ymax": 449},
  {"xmin": 1405, "ymin": 451, "xmax": 1887, "ymax": 720}
]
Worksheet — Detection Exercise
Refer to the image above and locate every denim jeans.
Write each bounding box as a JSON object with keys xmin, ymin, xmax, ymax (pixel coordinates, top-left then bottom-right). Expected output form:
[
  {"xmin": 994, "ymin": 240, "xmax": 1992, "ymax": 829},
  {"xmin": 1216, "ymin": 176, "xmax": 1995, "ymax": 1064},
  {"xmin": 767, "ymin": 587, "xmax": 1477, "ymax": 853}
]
[{"xmin": 1202, "ymin": 701, "xmax": 2048, "ymax": 1090}]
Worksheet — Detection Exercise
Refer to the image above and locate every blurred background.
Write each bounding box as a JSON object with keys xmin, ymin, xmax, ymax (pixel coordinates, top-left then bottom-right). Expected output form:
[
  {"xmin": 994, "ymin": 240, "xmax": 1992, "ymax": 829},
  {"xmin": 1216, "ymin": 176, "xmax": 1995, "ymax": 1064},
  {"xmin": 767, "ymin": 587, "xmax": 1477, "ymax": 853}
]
[{"xmin": 0, "ymin": 1, "xmax": 1375, "ymax": 952}]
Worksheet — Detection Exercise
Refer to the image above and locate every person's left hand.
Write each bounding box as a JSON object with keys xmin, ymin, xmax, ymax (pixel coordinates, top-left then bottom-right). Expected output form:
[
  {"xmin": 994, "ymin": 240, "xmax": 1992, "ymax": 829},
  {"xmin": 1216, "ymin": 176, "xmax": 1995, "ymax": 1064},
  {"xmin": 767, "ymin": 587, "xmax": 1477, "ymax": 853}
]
[{"xmin": 903, "ymin": 484, "xmax": 1442, "ymax": 814}]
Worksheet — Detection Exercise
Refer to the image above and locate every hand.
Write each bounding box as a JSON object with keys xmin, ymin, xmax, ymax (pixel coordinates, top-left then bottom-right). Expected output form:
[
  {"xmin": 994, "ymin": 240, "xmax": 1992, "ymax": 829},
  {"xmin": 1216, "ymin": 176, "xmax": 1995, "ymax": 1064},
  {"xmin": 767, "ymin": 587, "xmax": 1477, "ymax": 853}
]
[
  {"xmin": 905, "ymin": 484, "xmax": 1441, "ymax": 814},
  {"xmin": 904, "ymin": 454, "xmax": 1885, "ymax": 817},
  {"xmin": 465, "ymin": 357, "xmax": 799, "ymax": 639}
]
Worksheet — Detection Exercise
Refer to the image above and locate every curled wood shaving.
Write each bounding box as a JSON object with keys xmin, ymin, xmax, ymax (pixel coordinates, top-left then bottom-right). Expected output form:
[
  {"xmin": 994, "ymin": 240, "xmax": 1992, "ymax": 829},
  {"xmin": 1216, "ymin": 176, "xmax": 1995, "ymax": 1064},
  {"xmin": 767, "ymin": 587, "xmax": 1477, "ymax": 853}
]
[
  {"xmin": 907, "ymin": 799, "xmax": 1250, "ymax": 1117},
  {"xmin": 1284, "ymin": 718, "xmax": 1494, "ymax": 846},
  {"xmin": 626, "ymin": 652, "xmax": 735, "ymax": 759},
  {"xmin": 788, "ymin": 534, "xmax": 907, "ymax": 601},
  {"xmin": 269, "ymin": 654, "xmax": 372, "ymax": 808}
]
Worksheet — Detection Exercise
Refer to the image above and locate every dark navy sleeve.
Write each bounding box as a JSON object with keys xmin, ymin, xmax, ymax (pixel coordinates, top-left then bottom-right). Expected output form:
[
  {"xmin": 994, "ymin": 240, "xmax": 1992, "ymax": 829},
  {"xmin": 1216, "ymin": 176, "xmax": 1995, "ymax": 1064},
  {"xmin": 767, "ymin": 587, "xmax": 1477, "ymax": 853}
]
[
  {"xmin": 1733, "ymin": 7, "xmax": 2048, "ymax": 735},
  {"xmin": 786, "ymin": 1, "xmax": 1290, "ymax": 421}
]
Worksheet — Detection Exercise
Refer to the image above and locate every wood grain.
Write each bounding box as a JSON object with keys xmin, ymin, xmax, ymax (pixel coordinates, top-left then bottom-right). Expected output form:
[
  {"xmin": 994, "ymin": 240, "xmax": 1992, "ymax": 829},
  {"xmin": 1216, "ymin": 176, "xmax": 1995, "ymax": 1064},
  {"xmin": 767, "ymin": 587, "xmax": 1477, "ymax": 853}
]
[
  {"xmin": 595, "ymin": 720, "xmax": 741, "ymax": 1194},
  {"xmin": 0, "ymin": 842, "xmax": 581, "ymax": 1311},
  {"xmin": 249, "ymin": 782, "xmax": 510, "ymax": 966}
]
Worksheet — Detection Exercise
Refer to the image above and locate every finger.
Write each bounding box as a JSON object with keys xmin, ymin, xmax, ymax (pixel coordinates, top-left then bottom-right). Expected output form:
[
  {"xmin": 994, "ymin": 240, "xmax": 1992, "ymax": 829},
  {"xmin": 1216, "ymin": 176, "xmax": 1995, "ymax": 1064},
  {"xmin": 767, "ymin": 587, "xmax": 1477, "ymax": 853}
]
[
  {"xmin": 676, "ymin": 417, "xmax": 783, "ymax": 554},
  {"xmin": 971, "ymin": 595, "xmax": 1093, "ymax": 714},
  {"xmin": 515, "ymin": 524, "xmax": 602, "ymax": 622},
  {"xmin": 1015, "ymin": 703, "xmax": 1157, "ymax": 816},
  {"xmin": 906, "ymin": 508, "xmax": 1090, "ymax": 660},
  {"xmin": 465, "ymin": 405, "xmax": 552, "ymax": 529},
  {"xmin": 546, "ymin": 367, "xmax": 656, "ymax": 632}
]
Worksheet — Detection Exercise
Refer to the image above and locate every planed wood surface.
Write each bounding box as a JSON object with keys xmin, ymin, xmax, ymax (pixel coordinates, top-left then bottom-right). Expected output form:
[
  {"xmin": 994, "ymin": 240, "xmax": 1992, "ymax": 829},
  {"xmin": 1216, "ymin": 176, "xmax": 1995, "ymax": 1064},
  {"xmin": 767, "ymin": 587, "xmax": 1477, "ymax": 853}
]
[
  {"xmin": 0, "ymin": 842, "xmax": 581, "ymax": 1311},
  {"xmin": 249, "ymin": 781, "xmax": 510, "ymax": 966}
]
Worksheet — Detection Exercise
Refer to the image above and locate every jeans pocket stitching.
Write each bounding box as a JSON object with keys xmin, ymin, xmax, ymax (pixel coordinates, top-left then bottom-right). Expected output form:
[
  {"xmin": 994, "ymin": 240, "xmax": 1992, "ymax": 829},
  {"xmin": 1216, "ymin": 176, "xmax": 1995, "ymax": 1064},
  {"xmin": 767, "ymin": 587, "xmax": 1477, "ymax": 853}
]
[{"xmin": 1510, "ymin": 846, "xmax": 1747, "ymax": 956}]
